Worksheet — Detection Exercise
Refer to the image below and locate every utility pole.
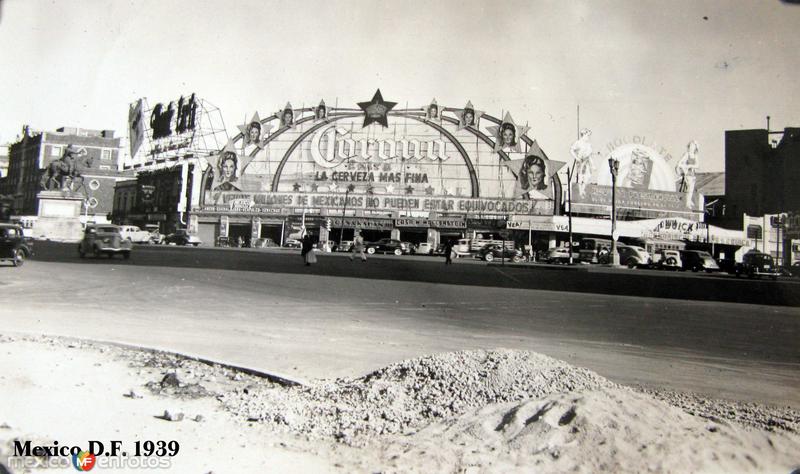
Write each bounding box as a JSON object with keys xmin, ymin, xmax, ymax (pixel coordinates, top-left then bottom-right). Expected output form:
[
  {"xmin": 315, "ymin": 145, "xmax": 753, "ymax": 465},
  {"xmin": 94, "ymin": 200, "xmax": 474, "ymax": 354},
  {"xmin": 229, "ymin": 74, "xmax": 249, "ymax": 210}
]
[
  {"xmin": 339, "ymin": 187, "xmax": 352, "ymax": 248},
  {"xmin": 608, "ymin": 157, "xmax": 620, "ymax": 266},
  {"xmin": 566, "ymin": 162, "xmax": 576, "ymax": 264}
]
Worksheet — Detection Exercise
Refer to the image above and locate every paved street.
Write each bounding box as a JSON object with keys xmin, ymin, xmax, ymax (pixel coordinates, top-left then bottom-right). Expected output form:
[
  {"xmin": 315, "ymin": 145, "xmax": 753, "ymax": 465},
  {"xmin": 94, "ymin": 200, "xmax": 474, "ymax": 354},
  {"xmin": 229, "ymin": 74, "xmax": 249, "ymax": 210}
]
[{"xmin": 3, "ymin": 242, "xmax": 799, "ymax": 406}]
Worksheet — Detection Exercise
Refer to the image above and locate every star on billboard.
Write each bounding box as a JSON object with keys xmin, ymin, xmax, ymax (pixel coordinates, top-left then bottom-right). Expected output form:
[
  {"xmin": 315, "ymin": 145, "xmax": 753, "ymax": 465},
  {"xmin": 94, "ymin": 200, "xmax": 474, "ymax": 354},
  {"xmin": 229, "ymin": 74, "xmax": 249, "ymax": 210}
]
[
  {"xmin": 237, "ymin": 112, "xmax": 273, "ymax": 147},
  {"xmin": 207, "ymin": 140, "xmax": 255, "ymax": 195},
  {"xmin": 357, "ymin": 90, "xmax": 397, "ymax": 128},
  {"xmin": 504, "ymin": 153, "xmax": 565, "ymax": 200},
  {"xmin": 457, "ymin": 101, "xmax": 483, "ymax": 130},
  {"xmin": 487, "ymin": 112, "xmax": 530, "ymax": 153}
]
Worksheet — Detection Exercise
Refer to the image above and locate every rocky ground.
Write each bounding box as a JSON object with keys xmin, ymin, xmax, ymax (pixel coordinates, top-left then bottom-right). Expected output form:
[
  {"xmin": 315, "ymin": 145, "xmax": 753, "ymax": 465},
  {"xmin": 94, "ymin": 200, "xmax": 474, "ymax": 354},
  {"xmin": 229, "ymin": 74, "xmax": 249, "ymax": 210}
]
[{"xmin": 1, "ymin": 334, "xmax": 799, "ymax": 473}]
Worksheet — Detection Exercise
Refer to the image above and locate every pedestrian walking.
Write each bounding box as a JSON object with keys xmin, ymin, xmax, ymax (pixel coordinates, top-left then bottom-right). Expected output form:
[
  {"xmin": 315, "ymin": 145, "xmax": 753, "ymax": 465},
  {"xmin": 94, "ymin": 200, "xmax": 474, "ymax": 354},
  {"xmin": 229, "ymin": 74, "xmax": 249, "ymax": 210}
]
[
  {"xmin": 301, "ymin": 233, "xmax": 317, "ymax": 266},
  {"xmin": 444, "ymin": 238, "xmax": 455, "ymax": 265},
  {"xmin": 350, "ymin": 230, "xmax": 367, "ymax": 262}
]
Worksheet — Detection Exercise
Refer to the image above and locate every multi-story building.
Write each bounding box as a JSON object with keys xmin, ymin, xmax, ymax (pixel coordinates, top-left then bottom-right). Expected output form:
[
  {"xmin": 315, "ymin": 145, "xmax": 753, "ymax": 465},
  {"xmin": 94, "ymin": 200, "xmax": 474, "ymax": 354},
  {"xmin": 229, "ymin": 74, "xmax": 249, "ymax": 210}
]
[
  {"xmin": 0, "ymin": 144, "xmax": 8, "ymax": 178},
  {"xmin": 1, "ymin": 126, "xmax": 133, "ymax": 221},
  {"xmin": 111, "ymin": 166, "xmax": 195, "ymax": 234},
  {"xmin": 722, "ymin": 127, "xmax": 800, "ymax": 228}
]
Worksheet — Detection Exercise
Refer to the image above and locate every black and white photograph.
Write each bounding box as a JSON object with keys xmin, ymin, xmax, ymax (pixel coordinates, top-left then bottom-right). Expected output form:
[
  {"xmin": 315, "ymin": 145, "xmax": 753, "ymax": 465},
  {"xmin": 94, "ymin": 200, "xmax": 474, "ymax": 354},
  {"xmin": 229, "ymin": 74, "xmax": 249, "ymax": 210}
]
[{"xmin": 0, "ymin": 1, "xmax": 799, "ymax": 473}]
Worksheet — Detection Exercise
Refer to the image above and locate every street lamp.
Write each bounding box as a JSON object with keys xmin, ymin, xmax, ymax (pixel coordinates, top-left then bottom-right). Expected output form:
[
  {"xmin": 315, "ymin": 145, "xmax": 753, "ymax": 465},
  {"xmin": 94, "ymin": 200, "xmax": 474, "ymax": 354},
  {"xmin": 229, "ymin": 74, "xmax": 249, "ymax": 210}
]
[
  {"xmin": 608, "ymin": 157, "xmax": 620, "ymax": 266},
  {"xmin": 566, "ymin": 162, "xmax": 577, "ymax": 265}
]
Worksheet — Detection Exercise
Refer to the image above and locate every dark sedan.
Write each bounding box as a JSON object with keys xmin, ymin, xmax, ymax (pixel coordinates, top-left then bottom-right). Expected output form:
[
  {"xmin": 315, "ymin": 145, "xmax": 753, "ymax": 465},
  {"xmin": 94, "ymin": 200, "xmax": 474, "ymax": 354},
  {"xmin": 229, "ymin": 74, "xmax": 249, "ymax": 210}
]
[
  {"xmin": 476, "ymin": 244, "xmax": 522, "ymax": 263},
  {"xmin": 165, "ymin": 230, "xmax": 202, "ymax": 246},
  {"xmin": 0, "ymin": 223, "xmax": 33, "ymax": 267},
  {"xmin": 365, "ymin": 238, "xmax": 412, "ymax": 256}
]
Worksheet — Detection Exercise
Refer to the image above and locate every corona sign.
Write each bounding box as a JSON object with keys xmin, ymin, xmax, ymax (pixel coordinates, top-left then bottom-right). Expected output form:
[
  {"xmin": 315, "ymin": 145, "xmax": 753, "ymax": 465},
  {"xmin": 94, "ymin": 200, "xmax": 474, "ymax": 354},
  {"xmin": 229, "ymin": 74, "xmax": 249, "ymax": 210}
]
[
  {"xmin": 309, "ymin": 124, "xmax": 449, "ymax": 169},
  {"xmin": 200, "ymin": 91, "xmax": 563, "ymax": 218}
]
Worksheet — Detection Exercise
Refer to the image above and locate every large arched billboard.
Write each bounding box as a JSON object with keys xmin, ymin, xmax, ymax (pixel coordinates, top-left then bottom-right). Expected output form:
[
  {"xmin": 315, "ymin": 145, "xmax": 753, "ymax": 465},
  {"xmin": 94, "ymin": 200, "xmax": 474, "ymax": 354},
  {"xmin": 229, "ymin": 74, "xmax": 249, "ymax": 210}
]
[{"xmin": 199, "ymin": 91, "xmax": 562, "ymax": 219}]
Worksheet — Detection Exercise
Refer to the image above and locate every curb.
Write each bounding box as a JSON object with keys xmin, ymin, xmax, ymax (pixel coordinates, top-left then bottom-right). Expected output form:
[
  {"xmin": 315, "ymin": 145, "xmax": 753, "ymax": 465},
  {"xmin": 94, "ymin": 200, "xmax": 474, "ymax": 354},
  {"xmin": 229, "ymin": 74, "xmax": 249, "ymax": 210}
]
[{"xmin": 3, "ymin": 331, "xmax": 307, "ymax": 387}]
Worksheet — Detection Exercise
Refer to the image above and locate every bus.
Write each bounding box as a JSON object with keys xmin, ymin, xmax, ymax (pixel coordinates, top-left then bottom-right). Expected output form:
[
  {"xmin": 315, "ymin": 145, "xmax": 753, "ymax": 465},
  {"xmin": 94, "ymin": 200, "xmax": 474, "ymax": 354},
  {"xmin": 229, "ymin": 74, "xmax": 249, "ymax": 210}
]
[{"xmin": 579, "ymin": 237, "xmax": 613, "ymax": 263}]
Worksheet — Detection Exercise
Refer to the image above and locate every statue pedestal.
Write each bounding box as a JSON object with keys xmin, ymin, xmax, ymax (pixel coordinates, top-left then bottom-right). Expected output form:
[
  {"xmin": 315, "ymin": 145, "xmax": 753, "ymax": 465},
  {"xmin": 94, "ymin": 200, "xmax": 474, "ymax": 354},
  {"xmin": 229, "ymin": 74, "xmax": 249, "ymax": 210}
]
[{"xmin": 32, "ymin": 191, "xmax": 85, "ymax": 241}]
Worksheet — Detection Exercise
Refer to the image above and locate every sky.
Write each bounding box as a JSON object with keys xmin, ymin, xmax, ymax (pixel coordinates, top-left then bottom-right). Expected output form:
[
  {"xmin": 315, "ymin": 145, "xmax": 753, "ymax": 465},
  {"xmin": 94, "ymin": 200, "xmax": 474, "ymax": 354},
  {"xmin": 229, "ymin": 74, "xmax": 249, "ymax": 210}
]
[{"xmin": 1, "ymin": 0, "xmax": 799, "ymax": 171}]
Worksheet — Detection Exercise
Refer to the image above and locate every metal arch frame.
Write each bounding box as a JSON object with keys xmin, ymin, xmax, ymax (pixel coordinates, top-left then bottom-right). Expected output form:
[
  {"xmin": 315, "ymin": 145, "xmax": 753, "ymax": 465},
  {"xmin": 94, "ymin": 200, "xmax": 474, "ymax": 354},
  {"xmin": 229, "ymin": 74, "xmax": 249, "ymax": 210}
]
[
  {"xmin": 201, "ymin": 108, "xmax": 336, "ymax": 206},
  {"xmin": 401, "ymin": 113, "xmax": 480, "ymax": 197},
  {"xmin": 268, "ymin": 112, "xmax": 360, "ymax": 192},
  {"xmin": 267, "ymin": 111, "xmax": 482, "ymax": 197}
]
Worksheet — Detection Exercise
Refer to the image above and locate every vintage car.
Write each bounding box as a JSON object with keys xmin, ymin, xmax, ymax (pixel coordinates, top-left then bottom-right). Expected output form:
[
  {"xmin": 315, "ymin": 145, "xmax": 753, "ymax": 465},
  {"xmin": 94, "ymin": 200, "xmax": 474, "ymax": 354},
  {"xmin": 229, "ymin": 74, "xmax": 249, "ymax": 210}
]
[
  {"xmin": 334, "ymin": 240, "xmax": 354, "ymax": 252},
  {"xmin": 144, "ymin": 224, "xmax": 165, "ymax": 244},
  {"xmin": 283, "ymin": 238, "xmax": 302, "ymax": 249},
  {"xmin": 654, "ymin": 249, "xmax": 683, "ymax": 270},
  {"xmin": 416, "ymin": 242, "xmax": 434, "ymax": 255},
  {"xmin": 545, "ymin": 247, "xmax": 580, "ymax": 264},
  {"xmin": 615, "ymin": 245, "xmax": 652, "ymax": 269},
  {"xmin": 365, "ymin": 238, "xmax": 412, "ymax": 256},
  {"xmin": 165, "ymin": 229, "xmax": 202, "ymax": 246},
  {"xmin": 251, "ymin": 237, "xmax": 279, "ymax": 249},
  {"xmin": 476, "ymin": 243, "xmax": 522, "ymax": 263},
  {"xmin": 790, "ymin": 261, "xmax": 800, "ymax": 278},
  {"xmin": 680, "ymin": 250, "xmax": 720, "ymax": 273},
  {"xmin": 118, "ymin": 225, "xmax": 152, "ymax": 244},
  {"xmin": 0, "ymin": 223, "xmax": 33, "ymax": 267},
  {"xmin": 734, "ymin": 251, "xmax": 780, "ymax": 280},
  {"xmin": 78, "ymin": 224, "xmax": 132, "ymax": 259}
]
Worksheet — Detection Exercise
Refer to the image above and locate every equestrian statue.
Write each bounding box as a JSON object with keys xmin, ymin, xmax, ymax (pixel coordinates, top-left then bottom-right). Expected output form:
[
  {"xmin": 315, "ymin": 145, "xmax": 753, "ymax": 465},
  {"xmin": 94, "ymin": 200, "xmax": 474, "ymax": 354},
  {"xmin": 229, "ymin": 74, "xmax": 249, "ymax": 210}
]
[{"xmin": 40, "ymin": 144, "xmax": 93, "ymax": 193}]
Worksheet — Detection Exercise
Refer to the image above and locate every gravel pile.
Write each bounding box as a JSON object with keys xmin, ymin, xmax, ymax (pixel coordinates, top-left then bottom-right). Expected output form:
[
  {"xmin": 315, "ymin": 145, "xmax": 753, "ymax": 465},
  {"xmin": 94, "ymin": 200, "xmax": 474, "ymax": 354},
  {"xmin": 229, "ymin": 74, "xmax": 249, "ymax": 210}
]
[
  {"xmin": 634, "ymin": 386, "xmax": 800, "ymax": 433},
  {"xmin": 219, "ymin": 349, "xmax": 618, "ymax": 444}
]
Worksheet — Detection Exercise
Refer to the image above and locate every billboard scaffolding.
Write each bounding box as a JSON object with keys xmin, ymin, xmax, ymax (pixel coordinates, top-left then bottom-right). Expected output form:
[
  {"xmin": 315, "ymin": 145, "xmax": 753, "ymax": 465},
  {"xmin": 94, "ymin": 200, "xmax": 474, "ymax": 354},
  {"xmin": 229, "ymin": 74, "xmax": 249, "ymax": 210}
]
[{"xmin": 125, "ymin": 94, "xmax": 228, "ymax": 170}]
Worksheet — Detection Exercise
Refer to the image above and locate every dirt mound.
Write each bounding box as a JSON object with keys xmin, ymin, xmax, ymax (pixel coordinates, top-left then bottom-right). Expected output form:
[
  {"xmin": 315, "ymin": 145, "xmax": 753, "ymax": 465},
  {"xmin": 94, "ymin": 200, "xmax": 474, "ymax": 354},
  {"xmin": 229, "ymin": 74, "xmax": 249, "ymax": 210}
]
[
  {"xmin": 221, "ymin": 349, "xmax": 617, "ymax": 443},
  {"xmin": 376, "ymin": 388, "xmax": 800, "ymax": 473}
]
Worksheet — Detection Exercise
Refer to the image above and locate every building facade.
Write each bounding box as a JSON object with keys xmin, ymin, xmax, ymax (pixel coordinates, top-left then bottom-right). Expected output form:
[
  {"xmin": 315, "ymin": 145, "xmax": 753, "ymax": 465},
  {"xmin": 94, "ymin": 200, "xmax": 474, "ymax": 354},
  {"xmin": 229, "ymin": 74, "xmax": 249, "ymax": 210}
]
[
  {"xmin": 122, "ymin": 92, "xmax": 735, "ymax": 256},
  {"xmin": 1, "ymin": 126, "xmax": 132, "ymax": 223},
  {"xmin": 193, "ymin": 93, "xmax": 565, "ymax": 247},
  {"xmin": 723, "ymin": 127, "xmax": 800, "ymax": 228},
  {"xmin": 111, "ymin": 166, "xmax": 195, "ymax": 234}
]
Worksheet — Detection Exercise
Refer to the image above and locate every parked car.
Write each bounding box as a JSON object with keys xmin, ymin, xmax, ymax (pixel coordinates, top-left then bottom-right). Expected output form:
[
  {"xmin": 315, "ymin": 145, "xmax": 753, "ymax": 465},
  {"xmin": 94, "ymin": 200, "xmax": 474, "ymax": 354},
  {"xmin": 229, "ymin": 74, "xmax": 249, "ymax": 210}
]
[
  {"xmin": 78, "ymin": 224, "xmax": 132, "ymax": 259},
  {"xmin": 334, "ymin": 240, "xmax": 354, "ymax": 252},
  {"xmin": 251, "ymin": 237, "xmax": 278, "ymax": 249},
  {"xmin": 0, "ymin": 223, "xmax": 33, "ymax": 267},
  {"xmin": 476, "ymin": 243, "xmax": 522, "ymax": 263},
  {"xmin": 617, "ymin": 245, "xmax": 652, "ymax": 269},
  {"xmin": 680, "ymin": 250, "xmax": 720, "ymax": 273},
  {"xmin": 545, "ymin": 247, "xmax": 579, "ymax": 264},
  {"xmin": 365, "ymin": 238, "xmax": 412, "ymax": 256},
  {"xmin": 654, "ymin": 249, "xmax": 682, "ymax": 270},
  {"xmin": 144, "ymin": 224, "xmax": 165, "ymax": 244},
  {"xmin": 734, "ymin": 251, "xmax": 780, "ymax": 280},
  {"xmin": 165, "ymin": 229, "xmax": 202, "ymax": 246},
  {"xmin": 118, "ymin": 225, "xmax": 152, "ymax": 244},
  {"xmin": 416, "ymin": 242, "xmax": 434, "ymax": 255},
  {"xmin": 283, "ymin": 238, "xmax": 302, "ymax": 249},
  {"xmin": 790, "ymin": 261, "xmax": 800, "ymax": 278}
]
